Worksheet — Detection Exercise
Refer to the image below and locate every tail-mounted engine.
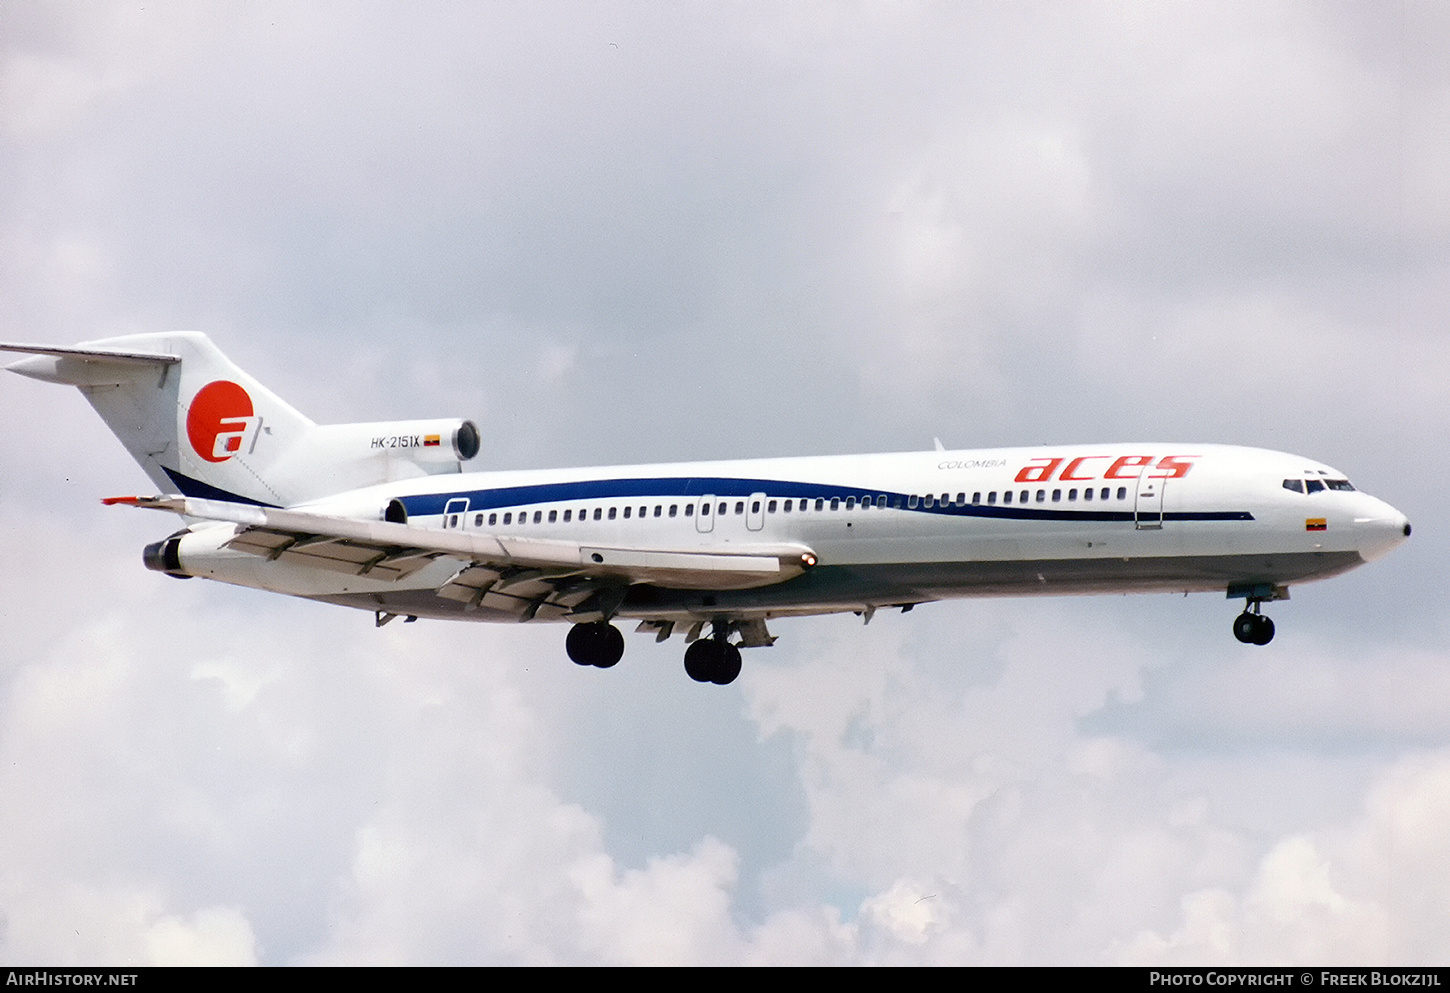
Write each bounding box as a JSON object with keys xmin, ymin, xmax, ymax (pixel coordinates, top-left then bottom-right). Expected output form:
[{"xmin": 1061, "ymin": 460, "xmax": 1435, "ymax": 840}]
[
  {"xmin": 312, "ymin": 419, "xmax": 481, "ymax": 465},
  {"xmin": 143, "ymin": 530, "xmax": 192, "ymax": 579}
]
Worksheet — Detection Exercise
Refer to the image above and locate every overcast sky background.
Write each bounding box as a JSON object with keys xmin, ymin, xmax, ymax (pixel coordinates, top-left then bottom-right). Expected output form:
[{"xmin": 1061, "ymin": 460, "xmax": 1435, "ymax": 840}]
[{"xmin": 1, "ymin": 1, "xmax": 1446, "ymax": 965}]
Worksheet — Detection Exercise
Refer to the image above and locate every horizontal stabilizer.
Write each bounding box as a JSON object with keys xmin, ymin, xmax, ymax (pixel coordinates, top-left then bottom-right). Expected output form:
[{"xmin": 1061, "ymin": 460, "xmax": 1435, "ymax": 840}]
[{"xmin": 2, "ymin": 342, "xmax": 179, "ymax": 385}]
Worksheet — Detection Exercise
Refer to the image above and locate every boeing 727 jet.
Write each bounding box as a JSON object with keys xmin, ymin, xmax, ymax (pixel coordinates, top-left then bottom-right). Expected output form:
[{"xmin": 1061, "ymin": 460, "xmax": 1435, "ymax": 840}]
[{"xmin": 2, "ymin": 333, "xmax": 1411, "ymax": 685}]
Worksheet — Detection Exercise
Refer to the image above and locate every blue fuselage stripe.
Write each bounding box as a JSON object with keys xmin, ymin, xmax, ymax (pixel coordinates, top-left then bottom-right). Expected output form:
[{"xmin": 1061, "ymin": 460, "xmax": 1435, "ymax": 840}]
[
  {"xmin": 399, "ymin": 476, "xmax": 1252, "ymax": 523},
  {"xmin": 163, "ymin": 467, "xmax": 276, "ymax": 507}
]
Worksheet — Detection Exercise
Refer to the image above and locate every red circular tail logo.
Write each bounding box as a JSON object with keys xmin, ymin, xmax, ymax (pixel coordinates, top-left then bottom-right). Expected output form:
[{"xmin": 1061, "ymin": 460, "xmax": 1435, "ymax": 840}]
[{"xmin": 187, "ymin": 380, "xmax": 256, "ymax": 463}]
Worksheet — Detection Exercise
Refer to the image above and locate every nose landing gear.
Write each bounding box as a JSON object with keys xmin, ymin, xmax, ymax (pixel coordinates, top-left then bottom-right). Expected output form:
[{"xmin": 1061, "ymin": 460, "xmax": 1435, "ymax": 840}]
[
  {"xmin": 1228, "ymin": 583, "xmax": 1288, "ymax": 646},
  {"xmin": 1232, "ymin": 608, "xmax": 1275, "ymax": 645}
]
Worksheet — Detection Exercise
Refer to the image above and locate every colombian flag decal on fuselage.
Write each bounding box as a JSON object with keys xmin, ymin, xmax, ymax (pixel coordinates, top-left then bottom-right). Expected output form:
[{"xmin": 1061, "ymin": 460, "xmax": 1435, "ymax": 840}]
[{"xmin": 1306, "ymin": 518, "xmax": 1327, "ymax": 532}]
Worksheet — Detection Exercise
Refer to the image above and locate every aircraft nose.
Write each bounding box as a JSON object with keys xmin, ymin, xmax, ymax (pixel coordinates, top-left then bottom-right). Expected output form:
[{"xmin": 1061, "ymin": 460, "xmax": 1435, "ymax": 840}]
[{"xmin": 1354, "ymin": 496, "xmax": 1411, "ymax": 562}]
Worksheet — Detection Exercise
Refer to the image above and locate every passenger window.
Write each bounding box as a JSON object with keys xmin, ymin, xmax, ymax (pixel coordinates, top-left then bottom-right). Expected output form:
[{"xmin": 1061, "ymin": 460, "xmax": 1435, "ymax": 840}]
[
  {"xmin": 488, "ymin": 513, "xmax": 497, "ymax": 526},
  {"xmin": 1003, "ymin": 491, "xmax": 1012, "ymax": 504},
  {"xmin": 941, "ymin": 493, "xmax": 950, "ymax": 506},
  {"xmin": 1100, "ymin": 488, "xmax": 1110, "ymax": 500},
  {"xmin": 783, "ymin": 500, "xmax": 792, "ymax": 512},
  {"xmin": 1116, "ymin": 487, "xmax": 1126, "ymax": 500},
  {"xmin": 720, "ymin": 503, "xmax": 728, "ymax": 516},
  {"xmin": 684, "ymin": 504, "xmax": 693, "ymax": 516},
  {"xmin": 830, "ymin": 497, "xmax": 840, "ymax": 511},
  {"xmin": 1083, "ymin": 489, "xmax": 1093, "ymax": 501},
  {"xmin": 955, "ymin": 492, "xmax": 965, "ymax": 506},
  {"xmin": 877, "ymin": 495, "xmax": 887, "ymax": 508},
  {"xmin": 593, "ymin": 508, "xmax": 602, "ymax": 521},
  {"xmin": 549, "ymin": 510, "xmax": 557, "ymax": 523},
  {"xmin": 669, "ymin": 505, "xmax": 677, "ymax": 517},
  {"xmin": 972, "ymin": 492, "xmax": 981, "ymax": 504},
  {"xmin": 623, "ymin": 506, "xmax": 631, "ymax": 519},
  {"xmin": 1020, "ymin": 490, "xmax": 1029, "ymax": 503},
  {"xmin": 1052, "ymin": 489, "xmax": 1061, "ymax": 502},
  {"xmin": 815, "ymin": 498, "xmax": 825, "ymax": 511},
  {"xmin": 608, "ymin": 507, "xmax": 617, "ymax": 520},
  {"xmin": 767, "ymin": 500, "xmax": 777, "ymax": 513},
  {"xmin": 504, "ymin": 512, "xmax": 512, "ymax": 524},
  {"xmin": 1283, "ymin": 479, "xmax": 1304, "ymax": 493},
  {"xmin": 735, "ymin": 501, "xmax": 745, "ymax": 515},
  {"xmin": 752, "ymin": 500, "xmax": 762, "ymax": 513},
  {"xmin": 845, "ymin": 497, "xmax": 855, "ymax": 510},
  {"xmin": 907, "ymin": 495, "xmax": 918, "ymax": 509},
  {"xmin": 1036, "ymin": 490, "xmax": 1045, "ymax": 503},
  {"xmin": 654, "ymin": 505, "xmax": 662, "ymax": 517},
  {"xmin": 640, "ymin": 506, "xmax": 647, "ymax": 518},
  {"xmin": 1068, "ymin": 489, "xmax": 1077, "ymax": 501},
  {"xmin": 1305, "ymin": 479, "xmax": 1325, "ymax": 494},
  {"xmin": 563, "ymin": 509, "xmax": 571, "ymax": 522},
  {"xmin": 534, "ymin": 510, "xmax": 542, "ymax": 523},
  {"xmin": 924, "ymin": 495, "xmax": 934, "ymax": 508}
]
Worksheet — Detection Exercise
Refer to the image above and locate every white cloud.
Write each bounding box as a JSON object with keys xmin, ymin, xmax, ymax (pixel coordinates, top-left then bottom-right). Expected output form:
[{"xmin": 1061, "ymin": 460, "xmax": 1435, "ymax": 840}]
[{"xmin": 2, "ymin": 0, "xmax": 1446, "ymax": 966}]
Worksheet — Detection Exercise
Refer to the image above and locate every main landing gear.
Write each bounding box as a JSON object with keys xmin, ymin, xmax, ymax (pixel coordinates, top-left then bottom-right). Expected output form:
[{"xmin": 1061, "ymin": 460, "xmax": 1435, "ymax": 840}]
[
  {"xmin": 562, "ymin": 619, "xmax": 747, "ymax": 685},
  {"xmin": 683, "ymin": 636, "xmax": 742, "ymax": 686},
  {"xmin": 565, "ymin": 621, "xmax": 625, "ymax": 668}
]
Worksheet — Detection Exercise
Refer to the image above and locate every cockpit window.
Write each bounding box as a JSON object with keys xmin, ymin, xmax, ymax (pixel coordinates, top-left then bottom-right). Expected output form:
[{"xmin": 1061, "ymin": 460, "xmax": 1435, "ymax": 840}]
[{"xmin": 1286, "ymin": 477, "xmax": 1355, "ymax": 494}]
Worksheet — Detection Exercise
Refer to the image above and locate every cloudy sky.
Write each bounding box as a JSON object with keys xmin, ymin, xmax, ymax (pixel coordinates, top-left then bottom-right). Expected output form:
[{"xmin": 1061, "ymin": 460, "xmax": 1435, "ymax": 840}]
[{"xmin": 1, "ymin": 0, "xmax": 1446, "ymax": 965}]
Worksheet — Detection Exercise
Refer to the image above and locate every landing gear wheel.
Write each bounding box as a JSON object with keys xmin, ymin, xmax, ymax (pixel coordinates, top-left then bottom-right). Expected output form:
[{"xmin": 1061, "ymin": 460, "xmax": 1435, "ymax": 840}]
[
  {"xmin": 1233, "ymin": 612, "xmax": 1276, "ymax": 646},
  {"xmin": 710, "ymin": 642, "xmax": 742, "ymax": 685},
  {"xmin": 684, "ymin": 640, "xmax": 720, "ymax": 682},
  {"xmin": 1233, "ymin": 612, "xmax": 1258, "ymax": 644},
  {"xmin": 566, "ymin": 622, "xmax": 625, "ymax": 667},
  {"xmin": 1250, "ymin": 614, "xmax": 1275, "ymax": 645}
]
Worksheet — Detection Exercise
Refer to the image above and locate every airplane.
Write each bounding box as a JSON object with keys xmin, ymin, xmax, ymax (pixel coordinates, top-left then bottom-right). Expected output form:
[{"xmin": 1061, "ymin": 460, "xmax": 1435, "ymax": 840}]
[{"xmin": 2, "ymin": 332, "xmax": 1411, "ymax": 685}]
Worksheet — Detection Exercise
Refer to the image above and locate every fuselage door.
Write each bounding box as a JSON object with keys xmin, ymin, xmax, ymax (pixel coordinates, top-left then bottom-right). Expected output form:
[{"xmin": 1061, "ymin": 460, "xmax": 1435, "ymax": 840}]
[
  {"xmin": 443, "ymin": 497, "xmax": 469, "ymax": 529},
  {"xmin": 746, "ymin": 492, "xmax": 766, "ymax": 531},
  {"xmin": 1134, "ymin": 473, "xmax": 1164, "ymax": 530},
  {"xmin": 695, "ymin": 494, "xmax": 716, "ymax": 533}
]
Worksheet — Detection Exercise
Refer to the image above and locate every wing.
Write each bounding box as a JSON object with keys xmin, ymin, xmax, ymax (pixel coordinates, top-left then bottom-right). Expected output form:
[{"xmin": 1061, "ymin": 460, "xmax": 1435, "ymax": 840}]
[{"xmin": 109, "ymin": 495, "xmax": 818, "ymax": 622}]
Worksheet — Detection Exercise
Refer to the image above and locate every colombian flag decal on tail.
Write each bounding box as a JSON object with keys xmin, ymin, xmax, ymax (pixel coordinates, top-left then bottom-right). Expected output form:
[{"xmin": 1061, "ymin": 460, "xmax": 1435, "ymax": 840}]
[
  {"xmin": 1306, "ymin": 518, "xmax": 1327, "ymax": 532},
  {"xmin": 424, "ymin": 435, "xmax": 441, "ymax": 447}
]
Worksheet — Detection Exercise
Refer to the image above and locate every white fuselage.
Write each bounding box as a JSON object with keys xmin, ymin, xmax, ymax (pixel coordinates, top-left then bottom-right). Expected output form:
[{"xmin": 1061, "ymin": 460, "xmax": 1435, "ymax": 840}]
[{"xmin": 171, "ymin": 442, "xmax": 1410, "ymax": 625}]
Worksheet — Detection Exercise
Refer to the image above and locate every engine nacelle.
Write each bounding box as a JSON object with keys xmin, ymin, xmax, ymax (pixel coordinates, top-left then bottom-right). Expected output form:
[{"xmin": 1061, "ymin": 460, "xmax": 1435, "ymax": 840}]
[
  {"xmin": 259, "ymin": 417, "xmax": 482, "ymax": 497},
  {"xmin": 309, "ymin": 419, "xmax": 481, "ymax": 464},
  {"xmin": 143, "ymin": 531, "xmax": 193, "ymax": 579}
]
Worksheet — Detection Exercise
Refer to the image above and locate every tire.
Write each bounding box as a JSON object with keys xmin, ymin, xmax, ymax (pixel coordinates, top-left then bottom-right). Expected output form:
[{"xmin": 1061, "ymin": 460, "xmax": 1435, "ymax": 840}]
[
  {"xmin": 710, "ymin": 642, "xmax": 742, "ymax": 685},
  {"xmin": 566, "ymin": 622, "xmax": 599, "ymax": 665},
  {"xmin": 1232, "ymin": 613, "xmax": 1258, "ymax": 644},
  {"xmin": 595, "ymin": 624, "xmax": 625, "ymax": 667},
  {"xmin": 684, "ymin": 640, "xmax": 719, "ymax": 682},
  {"xmin": 1251, "ymin": 615, "xmax": 1275, "ymax": 646}
]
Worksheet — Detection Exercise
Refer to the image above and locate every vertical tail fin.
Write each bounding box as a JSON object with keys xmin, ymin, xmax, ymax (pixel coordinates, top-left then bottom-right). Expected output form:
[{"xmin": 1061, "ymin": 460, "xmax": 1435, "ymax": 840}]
[
  {"xmin": 4, "ymin": 332, "xmax": 315, "ymax": 507},
  {"xmin": 4, "ymin": 332, "xmax": 481, "ymax": 509}
]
